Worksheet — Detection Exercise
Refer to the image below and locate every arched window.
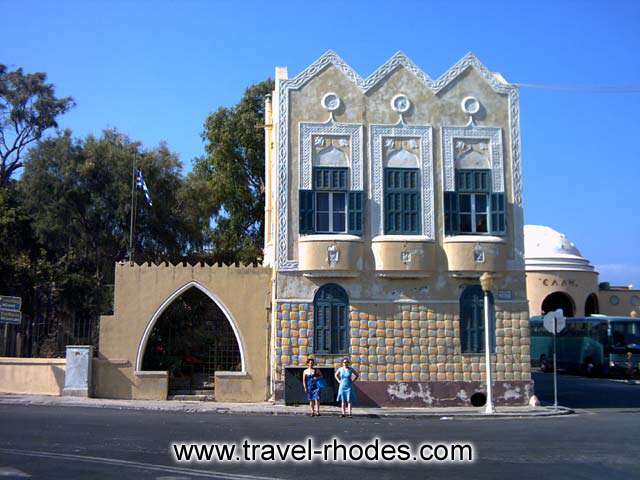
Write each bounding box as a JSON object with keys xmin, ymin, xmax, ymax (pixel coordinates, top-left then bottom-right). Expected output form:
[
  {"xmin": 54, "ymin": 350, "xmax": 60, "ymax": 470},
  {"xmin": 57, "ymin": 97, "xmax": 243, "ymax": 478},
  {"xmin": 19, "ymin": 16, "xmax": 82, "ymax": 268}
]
[
  {"xmin": 585, "ymin": 293, "xmax": 599, "ymax": 317},
  {"xmin": 313, "ymin": 284, "xmax": 349, "ymax": 354},
  {"xmin": 460, "ymin": 285, "xmax": 495, "ymax": 353},
  {"xmin": 541, "ymin": 292, "xmax": 575, "ymax": 318}
]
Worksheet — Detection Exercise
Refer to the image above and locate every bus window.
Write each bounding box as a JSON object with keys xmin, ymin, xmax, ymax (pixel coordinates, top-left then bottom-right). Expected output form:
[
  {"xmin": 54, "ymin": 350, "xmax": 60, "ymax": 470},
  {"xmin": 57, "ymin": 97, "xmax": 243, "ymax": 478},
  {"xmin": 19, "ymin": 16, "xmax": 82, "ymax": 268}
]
[{"xmin": 611, "ymin": 322, "xmax": 640, "ymax": 348}]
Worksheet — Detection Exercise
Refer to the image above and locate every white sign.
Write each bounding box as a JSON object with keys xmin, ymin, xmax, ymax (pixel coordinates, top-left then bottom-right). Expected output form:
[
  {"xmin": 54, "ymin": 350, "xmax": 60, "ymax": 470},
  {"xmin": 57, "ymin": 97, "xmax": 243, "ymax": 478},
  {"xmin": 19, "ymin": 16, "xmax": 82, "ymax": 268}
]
[
  {"xmin": 543, "ymin": 309, "xmax": 566, "ymax": 334},
  {"xmin": 0, "ymin": 295, "xmax": 21, "ymax": 312},
  {"xmin": 0, "ymin": 310, "xmax": 21, "ymax": 325}
]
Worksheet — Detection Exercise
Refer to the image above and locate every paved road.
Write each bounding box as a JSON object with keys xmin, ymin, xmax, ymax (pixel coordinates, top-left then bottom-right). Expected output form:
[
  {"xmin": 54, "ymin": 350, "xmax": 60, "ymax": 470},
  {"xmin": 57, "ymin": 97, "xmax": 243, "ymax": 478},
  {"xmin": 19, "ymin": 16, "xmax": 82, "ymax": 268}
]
[
  {"xmin": 534, "ymin": 371, "xmax": 640, "ymax": 410},
  {"xmin": 0, "ymin": 373, "xmax": 638, "ymax": 480}
]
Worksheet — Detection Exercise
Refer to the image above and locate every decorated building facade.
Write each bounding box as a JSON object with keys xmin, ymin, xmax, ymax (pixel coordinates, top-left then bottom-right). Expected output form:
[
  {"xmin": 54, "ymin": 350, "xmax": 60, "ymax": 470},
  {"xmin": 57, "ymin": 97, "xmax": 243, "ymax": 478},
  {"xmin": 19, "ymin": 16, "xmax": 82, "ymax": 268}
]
[
  {"xmin": 94, "ymin": 51, "xmax": 637, "ymax": 407},
  {"xmin": 262, "ymin": 51, "xmax": 531, "ymax": 406}
]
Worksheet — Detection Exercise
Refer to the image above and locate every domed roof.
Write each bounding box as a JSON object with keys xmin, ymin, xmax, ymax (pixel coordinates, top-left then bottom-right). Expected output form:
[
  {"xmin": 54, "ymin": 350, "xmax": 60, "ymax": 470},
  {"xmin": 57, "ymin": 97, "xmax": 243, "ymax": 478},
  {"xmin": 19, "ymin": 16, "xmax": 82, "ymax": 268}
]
[{"xmin": 524, "ymin": 225, "xmax": 595, "ymax": 272}]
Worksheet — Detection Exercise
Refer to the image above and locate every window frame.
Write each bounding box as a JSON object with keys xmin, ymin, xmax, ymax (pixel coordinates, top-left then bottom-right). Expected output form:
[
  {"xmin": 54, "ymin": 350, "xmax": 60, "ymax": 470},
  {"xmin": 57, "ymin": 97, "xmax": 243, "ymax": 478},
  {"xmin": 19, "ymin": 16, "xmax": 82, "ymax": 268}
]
[
  {"xmin": 300, "ymin": 167, "xmax": 363, "ymax": 236},
  {"xmin": 459, "ymin": 284, "xmax": 495, "ymax": 354},
  {"xmin": 313, "ymin": 283, "xmax": 349, "ymax": 355},
  {"xmin": 446, "ymin": 169, "xmax": 505, "ymax": 236},
  {"xmin": 314, "ymin": 191, "xmax": 347, "ymax": 234}
]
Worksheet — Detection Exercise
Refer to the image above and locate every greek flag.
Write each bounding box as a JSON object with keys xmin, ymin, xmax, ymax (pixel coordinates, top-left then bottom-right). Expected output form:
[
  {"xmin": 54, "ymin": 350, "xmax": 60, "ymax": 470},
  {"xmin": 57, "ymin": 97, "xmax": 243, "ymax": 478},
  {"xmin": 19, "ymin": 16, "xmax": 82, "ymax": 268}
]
[{"xmin": 135, "ymin": 169, "xmax": 153, "ymax": 206}]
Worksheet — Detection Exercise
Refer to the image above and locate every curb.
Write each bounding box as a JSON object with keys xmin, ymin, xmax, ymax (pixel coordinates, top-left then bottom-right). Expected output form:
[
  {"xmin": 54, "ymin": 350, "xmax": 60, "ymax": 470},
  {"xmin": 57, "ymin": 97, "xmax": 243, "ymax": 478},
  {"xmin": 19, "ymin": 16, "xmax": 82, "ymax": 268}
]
[{"xmin": 0, "ymin": 396, "xmax": 573, "ymax": 419}]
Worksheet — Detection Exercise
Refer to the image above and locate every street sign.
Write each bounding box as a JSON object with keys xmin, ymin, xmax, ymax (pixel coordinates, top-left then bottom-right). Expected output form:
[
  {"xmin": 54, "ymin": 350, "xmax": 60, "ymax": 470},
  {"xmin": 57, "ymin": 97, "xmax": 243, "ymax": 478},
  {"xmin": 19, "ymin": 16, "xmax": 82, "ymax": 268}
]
[
  {"xmin": 543, "ymin": 308, "xmax": 566, "ymax": 410},
  {"xmin": 543, "ymin": 309, "xmax": 566, "ymax": 334},
  {"xmin": 0, "ymin": 296, "xmax": 21, "ymax": 312},
  {"xmin": 0, "ymin": 310, "xmax": 21, "ymax": 325}
]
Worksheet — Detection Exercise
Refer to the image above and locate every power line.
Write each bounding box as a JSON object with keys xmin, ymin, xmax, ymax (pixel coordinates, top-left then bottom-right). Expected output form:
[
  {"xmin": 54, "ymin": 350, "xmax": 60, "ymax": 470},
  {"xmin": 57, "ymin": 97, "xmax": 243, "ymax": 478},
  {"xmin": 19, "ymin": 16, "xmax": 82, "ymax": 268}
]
[{"xmin": 514, "ymin": 82, "xmax": 640, "ymax": 93}]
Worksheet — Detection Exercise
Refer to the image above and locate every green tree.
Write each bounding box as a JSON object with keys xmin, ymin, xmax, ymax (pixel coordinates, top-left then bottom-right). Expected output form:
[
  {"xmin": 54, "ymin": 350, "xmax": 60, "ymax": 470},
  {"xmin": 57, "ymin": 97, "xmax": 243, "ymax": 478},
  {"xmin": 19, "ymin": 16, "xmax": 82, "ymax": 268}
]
[
  {"xmin": 15, "ymin": 129, "xmax": 198, "ymax": 355},
  {"xmin": 0, "ymin": 64, "xmax": 74, "ymax": 185},
  {"xmin": 194, "ymin": 79, "xmax": 274, "ymax": 263},
  {"xmin": 21, "ymin": 129, "xmax": 194, "ymax": 275}
]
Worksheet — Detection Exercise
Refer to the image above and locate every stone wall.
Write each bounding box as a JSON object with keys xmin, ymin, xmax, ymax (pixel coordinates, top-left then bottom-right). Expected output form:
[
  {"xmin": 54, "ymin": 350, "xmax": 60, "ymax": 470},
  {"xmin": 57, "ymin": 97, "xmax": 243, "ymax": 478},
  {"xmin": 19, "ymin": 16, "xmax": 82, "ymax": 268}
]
[
  {"xmin": 273, "ymin": 301, "xmax": 532, "ymax": 406},
  {"xmin": 98, "ymin": 263, "xmax": 272, "ymax": 401},
  {"xmin": 0, "ymin": 357, "xmax": 66, "ymax": 396}
]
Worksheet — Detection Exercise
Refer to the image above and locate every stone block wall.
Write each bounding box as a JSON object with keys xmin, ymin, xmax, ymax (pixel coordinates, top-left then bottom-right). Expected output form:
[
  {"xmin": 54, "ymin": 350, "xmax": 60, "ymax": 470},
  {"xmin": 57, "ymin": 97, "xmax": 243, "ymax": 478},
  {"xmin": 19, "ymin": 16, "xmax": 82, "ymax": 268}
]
[{"xmin": 273, "ymin": 301, "xmax": 532, "ymax": 406}]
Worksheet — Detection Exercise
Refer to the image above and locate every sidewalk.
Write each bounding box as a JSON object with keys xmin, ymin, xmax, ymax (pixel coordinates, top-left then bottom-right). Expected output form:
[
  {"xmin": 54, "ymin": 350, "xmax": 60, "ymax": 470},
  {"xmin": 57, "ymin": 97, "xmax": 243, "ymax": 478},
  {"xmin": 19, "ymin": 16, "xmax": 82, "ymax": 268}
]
[{"xmin": 0, "ymin": 394, "xmax": 572, "ymax": 418}]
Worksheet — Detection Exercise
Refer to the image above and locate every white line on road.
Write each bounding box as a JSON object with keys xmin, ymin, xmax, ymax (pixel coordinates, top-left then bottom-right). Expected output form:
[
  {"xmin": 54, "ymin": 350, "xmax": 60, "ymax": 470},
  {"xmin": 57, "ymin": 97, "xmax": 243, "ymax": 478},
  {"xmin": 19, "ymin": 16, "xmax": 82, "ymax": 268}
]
[
  {"xmin": 0, "ymin": 448, "xmax": 282, "ymax": 480},
  {"xmin": 0, "ymin": 466, "xmax": 31, "ymax": 477}
]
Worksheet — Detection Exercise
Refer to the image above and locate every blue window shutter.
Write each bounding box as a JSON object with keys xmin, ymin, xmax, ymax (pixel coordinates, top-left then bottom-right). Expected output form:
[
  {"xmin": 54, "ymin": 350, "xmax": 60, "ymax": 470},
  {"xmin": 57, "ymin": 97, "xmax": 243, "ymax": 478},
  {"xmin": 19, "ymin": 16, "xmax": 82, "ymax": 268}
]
[
  {"xmin": 490, "ymin": 192, "xmax": 506, "ymax": 235},
  {"xmin": 314, "ymin": 302, "xmax": 328, "ymax": 353},
  {"xmin": 444, "ymin": 191, "xmax": 459, "ymax": 235},
  {"xmin": 314, "ymin": 284, "xmax": 349, "ymax": 354},
  {"xmin": 384, "ymin": 168, "xmax": 420, "ymax": 234},
  {"xmin": 348, "ymin": 191, "xmax": 363, "ymax": 235},
  {"xmin": 299, "ymin": 190, "xmax": 314, "ymax": 234}
]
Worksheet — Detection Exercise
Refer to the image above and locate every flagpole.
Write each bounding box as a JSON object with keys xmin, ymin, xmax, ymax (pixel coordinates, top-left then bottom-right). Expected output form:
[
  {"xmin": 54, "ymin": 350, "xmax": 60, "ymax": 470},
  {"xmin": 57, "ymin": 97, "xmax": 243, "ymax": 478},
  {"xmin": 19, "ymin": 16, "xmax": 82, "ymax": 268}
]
[{"xmin": 128, "ymin": 152, "xmax": 136, "ymax": 263}]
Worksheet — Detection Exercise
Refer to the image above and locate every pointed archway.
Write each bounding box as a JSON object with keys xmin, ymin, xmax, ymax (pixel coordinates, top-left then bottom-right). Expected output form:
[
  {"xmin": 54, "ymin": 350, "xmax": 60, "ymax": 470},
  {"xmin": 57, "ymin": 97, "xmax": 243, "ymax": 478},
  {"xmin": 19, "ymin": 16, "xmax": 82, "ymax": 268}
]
[{"xmin": 136, "ymin": 282, "xmax": 246, "ymax": 396}]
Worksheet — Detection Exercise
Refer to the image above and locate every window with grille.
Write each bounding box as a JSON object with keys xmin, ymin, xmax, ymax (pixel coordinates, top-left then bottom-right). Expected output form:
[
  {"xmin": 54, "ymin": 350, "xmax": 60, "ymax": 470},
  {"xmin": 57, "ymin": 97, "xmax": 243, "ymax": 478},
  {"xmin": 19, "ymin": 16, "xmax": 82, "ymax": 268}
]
[{"xmin": 384, "ymin": 168, "xmax": 420, "ymax": 235}]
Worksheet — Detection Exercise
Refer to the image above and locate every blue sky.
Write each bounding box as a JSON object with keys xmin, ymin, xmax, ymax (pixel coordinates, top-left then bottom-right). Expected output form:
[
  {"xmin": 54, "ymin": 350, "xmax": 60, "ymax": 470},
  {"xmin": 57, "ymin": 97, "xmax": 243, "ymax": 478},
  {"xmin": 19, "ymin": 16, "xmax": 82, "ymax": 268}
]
[{"xmin": 3, "ymin": 0, "xmax": 639, "ymax": 286}]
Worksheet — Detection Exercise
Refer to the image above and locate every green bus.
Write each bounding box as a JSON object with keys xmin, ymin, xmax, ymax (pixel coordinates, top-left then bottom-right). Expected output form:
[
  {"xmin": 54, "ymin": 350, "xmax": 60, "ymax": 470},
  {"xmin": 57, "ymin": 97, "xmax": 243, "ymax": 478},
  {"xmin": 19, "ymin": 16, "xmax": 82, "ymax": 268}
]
[{"xmin": 530, "ymin": 315, "xmax": 640, "ymax": 375}]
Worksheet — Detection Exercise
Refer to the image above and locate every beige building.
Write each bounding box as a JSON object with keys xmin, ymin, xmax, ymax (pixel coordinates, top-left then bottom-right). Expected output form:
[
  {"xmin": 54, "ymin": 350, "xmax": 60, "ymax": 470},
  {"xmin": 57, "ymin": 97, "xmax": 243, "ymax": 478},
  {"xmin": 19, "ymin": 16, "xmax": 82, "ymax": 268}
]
[
  {"xmin": 93, "ymin": 51, "xmax": 533, "ymax": 406},
  {"xmin": 263, "ymin": 51, "xmax": 531, "ymax": 407},
  {"xmin": 5, "ymin": 52, "xmax": 636, "ymax": 405},
  {"xmin": 524, "ymin": 224, "xmax": 639, "ymax": 318}
]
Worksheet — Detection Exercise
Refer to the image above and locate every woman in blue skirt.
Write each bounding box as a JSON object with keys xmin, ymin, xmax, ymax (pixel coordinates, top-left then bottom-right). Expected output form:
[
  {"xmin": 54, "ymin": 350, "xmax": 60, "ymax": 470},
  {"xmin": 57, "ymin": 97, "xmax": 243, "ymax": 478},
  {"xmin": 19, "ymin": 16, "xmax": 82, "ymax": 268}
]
[
  {"xmin": 303, "ymin": 358, "xmax": 323, "ymax": 416},
  {"xmin": 335, "ymin": 357, "xmax": 359, "ymax": 417}
]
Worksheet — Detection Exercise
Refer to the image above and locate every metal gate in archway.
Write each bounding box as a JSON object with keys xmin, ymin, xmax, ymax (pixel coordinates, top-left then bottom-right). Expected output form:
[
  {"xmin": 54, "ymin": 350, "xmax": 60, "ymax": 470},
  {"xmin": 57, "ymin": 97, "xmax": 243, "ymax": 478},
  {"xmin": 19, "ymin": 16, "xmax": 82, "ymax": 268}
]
[{"xmin": 141, "ymin": 286, "xmax": 241, "ymax": 397}]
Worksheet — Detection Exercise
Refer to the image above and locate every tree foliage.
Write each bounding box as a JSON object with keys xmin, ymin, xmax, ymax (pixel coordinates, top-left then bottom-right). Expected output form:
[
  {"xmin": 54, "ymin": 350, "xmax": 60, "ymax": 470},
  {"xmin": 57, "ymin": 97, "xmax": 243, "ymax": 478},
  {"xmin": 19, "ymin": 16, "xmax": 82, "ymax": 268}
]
[
  {"xmin": 0, "ymin": 64, "xmax": 74, "ymax": 185},
  {"xmin": 194, "ymin": 79, "xmax": 274, "ymax": 263},
  {"xmin": 0, "ymin": 66, "xmax": 273, "ymax": 356}
]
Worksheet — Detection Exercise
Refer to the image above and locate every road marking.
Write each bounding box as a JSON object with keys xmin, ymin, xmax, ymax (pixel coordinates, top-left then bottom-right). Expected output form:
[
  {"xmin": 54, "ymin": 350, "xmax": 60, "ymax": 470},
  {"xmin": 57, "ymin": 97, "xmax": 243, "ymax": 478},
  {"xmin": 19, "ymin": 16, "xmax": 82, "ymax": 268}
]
[
  {"xmin": 0, "ymin": 449, "xmax": 281, "ymax": 480},
  {"xmin": 0, "ymin": 467, "xmax": 31, "ymax": 477}
]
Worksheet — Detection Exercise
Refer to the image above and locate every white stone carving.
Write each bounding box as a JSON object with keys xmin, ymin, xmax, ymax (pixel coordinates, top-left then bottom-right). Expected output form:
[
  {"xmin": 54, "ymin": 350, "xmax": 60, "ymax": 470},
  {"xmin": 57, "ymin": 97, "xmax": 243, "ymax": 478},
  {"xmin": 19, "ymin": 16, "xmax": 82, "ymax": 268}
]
[
  {"xmin": 391, "ymin": 94, "xmax": 411, "ymax": 113},
  {"xmin": 461, "ymin": 96, "xmax": 480, "ymax": 115},
  {"xmin": 454, "ymin": 139, "xmax": 490, "ymax": 170},
  {"xmin": 370, "ymin": 123, "xmax": 434, "ymax": 239},
  {"xmin": 314, "ymin": 144, "xmax": 348, "ymax": 167},
  {"xmin": 327, "ymin": 244, "xmax": 340, "ymax": 266},
  {"xmin": 386, "ymin": 148, "xmax": 419, "ymax": 168},
  {"xmin": 322, "ymin": 92, "xmax": 341, "ymax": 112},
  {"xmin": 276, "ymin": 50, "xmax": 523, "ymax": 271},
  {"xmin": 300, "ymin": 120, "xmax": 363, "ymax": 190},
  {"xmin": 474, "ymin": 244, "xmax": 485, "ymax": 264},
  {"xmin": 401, "ymin": 250, "xmax": 412, "ymax": 265},
  {"xmin": 442, "ymin": 126, "xmax": 504, "ymax": 193}
]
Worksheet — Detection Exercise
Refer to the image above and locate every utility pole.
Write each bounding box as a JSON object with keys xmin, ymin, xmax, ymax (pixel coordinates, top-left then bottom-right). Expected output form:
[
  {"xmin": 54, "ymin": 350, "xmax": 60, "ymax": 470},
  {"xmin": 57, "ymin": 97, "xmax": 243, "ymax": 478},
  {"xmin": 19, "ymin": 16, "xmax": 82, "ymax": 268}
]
[
  {"xmin": 480, "ymin": 272, "xmax": 495, "ymax": 414},
  {"xmin": 128, "ymin": 152, "xmax": 137, "ymax": 263}
]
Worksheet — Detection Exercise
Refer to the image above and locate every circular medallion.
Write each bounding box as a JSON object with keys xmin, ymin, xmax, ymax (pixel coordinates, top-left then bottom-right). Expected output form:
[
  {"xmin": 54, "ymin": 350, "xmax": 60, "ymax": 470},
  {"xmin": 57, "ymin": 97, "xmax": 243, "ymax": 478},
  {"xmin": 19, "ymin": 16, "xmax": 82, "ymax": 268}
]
[
  {"xmin": 321, "ymin": 92, "xmax": 341, "ymax": 112},
  {"xmin": 391, "ymin": 94, "xmax": 411, "ymax": 113},
  {"xmin": 610, "ymin": 295, "xmax": 620, "ymax": 306},
  {"xmin": 631, "ymin": 295, "xmax": 640, "ymax": 306},
  {"xmin": 461, "ymin": 96, "xmax": 481, "ymax": 115}
]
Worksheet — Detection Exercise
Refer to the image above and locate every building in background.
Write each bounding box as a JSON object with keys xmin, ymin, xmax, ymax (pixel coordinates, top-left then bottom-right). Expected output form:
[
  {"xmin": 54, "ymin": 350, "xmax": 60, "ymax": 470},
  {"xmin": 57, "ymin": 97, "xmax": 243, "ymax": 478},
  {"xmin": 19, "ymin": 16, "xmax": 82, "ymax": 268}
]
[{"xmin": 524, "ymin": 224, "xmax": 639, "ymax": 318}]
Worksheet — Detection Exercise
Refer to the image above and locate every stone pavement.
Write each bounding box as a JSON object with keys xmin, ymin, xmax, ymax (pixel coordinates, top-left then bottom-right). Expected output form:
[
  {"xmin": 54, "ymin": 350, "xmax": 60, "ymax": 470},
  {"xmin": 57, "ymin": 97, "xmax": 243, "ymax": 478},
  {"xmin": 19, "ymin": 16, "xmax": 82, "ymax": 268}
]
[{"xmin": 0, "ymin": 394, "xmax": 572, "ymax": 418}]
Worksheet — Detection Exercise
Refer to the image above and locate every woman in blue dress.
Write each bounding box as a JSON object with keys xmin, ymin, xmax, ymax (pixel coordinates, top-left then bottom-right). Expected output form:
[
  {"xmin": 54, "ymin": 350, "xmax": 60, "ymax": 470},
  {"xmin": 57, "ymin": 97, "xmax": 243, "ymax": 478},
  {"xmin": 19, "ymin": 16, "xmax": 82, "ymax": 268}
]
[
  {"xmin": 303, "ymin": 358, "xmax": 323, "ymax": 416},
  {"xmin": 335, "ymin": 357, "xmax": 359, "ymax": 417}
]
